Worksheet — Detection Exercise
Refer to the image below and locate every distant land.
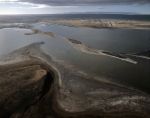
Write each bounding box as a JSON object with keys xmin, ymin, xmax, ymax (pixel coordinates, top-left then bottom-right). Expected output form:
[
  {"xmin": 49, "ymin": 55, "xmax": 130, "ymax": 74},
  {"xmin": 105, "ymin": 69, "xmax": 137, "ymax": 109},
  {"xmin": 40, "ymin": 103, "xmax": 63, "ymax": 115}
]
[
  {"xmin": 0, "ymin": 14, "xmax": 150, "ymax": 29},
  {"xmin": 0, "ymin": 14, "xmax": 150, "ymax": 22},
  {"xmin": 0, "ymin": 14, "xmax": 150, "ymax": 118}
]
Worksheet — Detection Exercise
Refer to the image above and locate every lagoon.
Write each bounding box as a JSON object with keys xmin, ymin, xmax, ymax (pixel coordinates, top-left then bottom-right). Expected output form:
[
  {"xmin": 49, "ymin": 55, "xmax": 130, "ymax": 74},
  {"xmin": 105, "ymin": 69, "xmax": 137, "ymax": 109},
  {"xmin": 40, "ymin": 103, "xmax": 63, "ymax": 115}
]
[{"xmin": 0, "ymin": 24, "xmax": 150, "ymax": 94}]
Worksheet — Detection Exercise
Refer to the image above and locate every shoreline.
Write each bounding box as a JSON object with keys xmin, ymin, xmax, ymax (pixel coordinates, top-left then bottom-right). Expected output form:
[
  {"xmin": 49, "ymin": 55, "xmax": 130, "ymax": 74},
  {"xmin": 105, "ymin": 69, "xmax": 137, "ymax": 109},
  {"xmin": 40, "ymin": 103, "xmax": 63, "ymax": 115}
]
[
  {"xmin": 0, "ymin": 42, "xmax": 150, "ymax": 117},
  {"xmin": 43, "ymin": 19, "xmax": 150, "ymax": 29},
  {"xmin": 24, "ymin": 24, "xmax": 57, "ymax": 38},
  {"xmin": 0, "ymin": 19, "xmax": 150, "ymax": 29},
  {"xmin": 0, "ymin": 17, "xmax": 150, "ymax": 117},
  {"xmin": 17, "ymin": 24, "xmax": 138, "ymax": 64},
  {"xmin": 63, "ymin": 37, "xmax": 137, "ymax": 64}
]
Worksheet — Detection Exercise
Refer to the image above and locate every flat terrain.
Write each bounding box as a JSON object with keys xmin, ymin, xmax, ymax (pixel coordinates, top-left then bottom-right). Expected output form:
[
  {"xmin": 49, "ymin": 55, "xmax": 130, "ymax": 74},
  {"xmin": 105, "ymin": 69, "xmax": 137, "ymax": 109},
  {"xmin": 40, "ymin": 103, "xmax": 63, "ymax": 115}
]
[
  {"xmin": 46, "ymin": 19, "xmax": 150, "ymax": 29},
  {"xmin": 0, "ymin": 42, "xmax": 150, "ymax": 118},
  {"xmin": 0, "ymin": 15, "xmax": 150, "ymax": 117},
  {"xmin": 0, "ymin": 15, "xmax": 150, "ymax": 29}
]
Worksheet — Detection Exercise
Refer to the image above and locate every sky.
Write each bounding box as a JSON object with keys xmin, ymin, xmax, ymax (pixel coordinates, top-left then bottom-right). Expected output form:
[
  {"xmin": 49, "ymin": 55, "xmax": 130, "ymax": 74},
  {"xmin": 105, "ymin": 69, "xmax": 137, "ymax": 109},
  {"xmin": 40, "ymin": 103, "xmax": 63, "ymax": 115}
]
[{"xmin": 0, "ymin": 0, "xmax": 150, "ymax": 15}]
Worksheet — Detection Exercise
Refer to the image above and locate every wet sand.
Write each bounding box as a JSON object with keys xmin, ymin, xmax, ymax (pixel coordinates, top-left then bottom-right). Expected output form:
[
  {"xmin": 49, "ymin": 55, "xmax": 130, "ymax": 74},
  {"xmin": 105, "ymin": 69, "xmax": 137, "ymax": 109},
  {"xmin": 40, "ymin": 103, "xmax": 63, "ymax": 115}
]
[
  {"xmin": 24, "ymin": 24, "xmax": 57, "ymax": 38},
  {"xmin": 63, "ymin": 37, "xmax": 137, "ymax": 64},
  {"xmin": 23, "ymin": 24, "xmax": 137, "ymax": 64},
  {"xmin": 125, "ymin": 50, "xmax": 150, "ymax": 59},
  {"xmin": 23, "ymin": 24, "xmax": 150, "ymax": 61},
  {"xmin": 0, "ymin": 19, "xmax": 150, "ymax": 117},
  {"xmin": 0, "ymin": 42, "xmax": 150, "ymax": 118}
]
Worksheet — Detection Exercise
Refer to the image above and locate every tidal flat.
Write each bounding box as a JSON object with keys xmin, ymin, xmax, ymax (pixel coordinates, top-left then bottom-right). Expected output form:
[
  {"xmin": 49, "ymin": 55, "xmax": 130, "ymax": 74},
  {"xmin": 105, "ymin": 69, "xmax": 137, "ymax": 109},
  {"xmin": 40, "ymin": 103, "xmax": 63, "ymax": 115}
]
[{"xmin": 0, "ymin": 16, "xmax": 150, "ymax": 117}]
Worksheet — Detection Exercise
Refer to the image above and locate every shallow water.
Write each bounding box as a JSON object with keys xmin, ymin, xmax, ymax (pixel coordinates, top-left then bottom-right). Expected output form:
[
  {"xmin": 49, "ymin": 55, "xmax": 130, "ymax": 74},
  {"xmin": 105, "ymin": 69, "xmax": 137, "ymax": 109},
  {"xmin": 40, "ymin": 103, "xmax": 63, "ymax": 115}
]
[
  {"xmin": 33, "ymin": 24, "xmax": 150, "ymax": 53},
  {"xmin": 0, "ymin": 25, "xmax": 150, "ymax": 94}
]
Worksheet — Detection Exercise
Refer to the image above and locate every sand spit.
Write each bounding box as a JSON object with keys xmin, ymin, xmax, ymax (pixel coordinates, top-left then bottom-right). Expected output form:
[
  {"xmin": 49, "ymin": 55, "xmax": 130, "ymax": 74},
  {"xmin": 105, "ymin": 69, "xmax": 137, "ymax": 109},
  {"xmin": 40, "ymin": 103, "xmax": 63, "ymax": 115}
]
[
  {"xmin": 126, "ymin": 54, "xmax": 150, "ymax": 60},
  {"xmin": 24, "ymin": 24, "xmax": 57, "ymax": 38},
  {"xmin": 0, "ymin": 42, "xmax": 150, "ymax": 118},
  {"xmin": 23, "ymin": 24, "xmax": 137, "ymax": 64},
  {"xmin": 125, "ymin": 50, "xmax": 150, "ymax": 59},
  {"xmin": 45, "ymin": 19, "xmax": 150, "ymax": 29},
  {"xmin": 63, "ymin": 37, "xmax": 137, "ymax": 64}
]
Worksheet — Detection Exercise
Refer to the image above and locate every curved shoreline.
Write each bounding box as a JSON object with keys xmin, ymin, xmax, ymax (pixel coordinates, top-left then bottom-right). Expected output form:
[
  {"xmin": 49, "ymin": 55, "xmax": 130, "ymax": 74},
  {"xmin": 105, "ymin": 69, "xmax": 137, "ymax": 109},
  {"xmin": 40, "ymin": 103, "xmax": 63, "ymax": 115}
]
[
  {"xmin": 0, "ymin": 23, "xmax": 149, "ymax": 63},
  {"xmin": 22, "ymin": 24, "xmax": 137, "ymax": 64},
  {"xmin": 1, "ymin": 59, "xmax": 149, "ymax": 117},
  {"xmin": 24, "ymin": 24, "xmax": 57, "ymax": 38},
  {"xmin": 63, "ymin": 37, "xmax": 137, "ymax": 64},
  {"xmin": 0, "ymin": 42, "xmax": 150, "ymax": 117}
]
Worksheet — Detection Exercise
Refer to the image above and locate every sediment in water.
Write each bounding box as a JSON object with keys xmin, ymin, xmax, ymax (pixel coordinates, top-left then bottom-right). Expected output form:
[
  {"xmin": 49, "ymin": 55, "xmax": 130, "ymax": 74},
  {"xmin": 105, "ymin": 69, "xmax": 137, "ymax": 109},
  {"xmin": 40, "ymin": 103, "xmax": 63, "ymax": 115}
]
[{"xmin": 0, "ymin": 42, "xmax": 150, "ymax": 118}]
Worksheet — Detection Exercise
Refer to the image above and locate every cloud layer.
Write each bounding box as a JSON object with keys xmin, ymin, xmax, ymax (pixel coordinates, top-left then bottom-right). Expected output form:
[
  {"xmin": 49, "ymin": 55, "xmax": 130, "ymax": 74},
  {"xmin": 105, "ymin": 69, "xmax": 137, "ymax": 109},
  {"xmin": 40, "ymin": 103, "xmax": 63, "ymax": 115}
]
[{"xmin": 1, "ymin": 0, "xmax": 150, "ymax": 6}]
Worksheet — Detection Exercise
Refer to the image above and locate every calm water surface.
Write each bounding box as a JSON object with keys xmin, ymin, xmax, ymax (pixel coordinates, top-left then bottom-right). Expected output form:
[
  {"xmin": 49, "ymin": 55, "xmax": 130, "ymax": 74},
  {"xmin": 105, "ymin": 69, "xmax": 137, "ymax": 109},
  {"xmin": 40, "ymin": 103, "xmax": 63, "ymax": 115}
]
[
  {"xmin": 34, "ymin": 24, "xmax": 150, "ymax": 53},
  {"xmin": 0, "ymin": 25, "xmax": 150, "ymax": 93}
]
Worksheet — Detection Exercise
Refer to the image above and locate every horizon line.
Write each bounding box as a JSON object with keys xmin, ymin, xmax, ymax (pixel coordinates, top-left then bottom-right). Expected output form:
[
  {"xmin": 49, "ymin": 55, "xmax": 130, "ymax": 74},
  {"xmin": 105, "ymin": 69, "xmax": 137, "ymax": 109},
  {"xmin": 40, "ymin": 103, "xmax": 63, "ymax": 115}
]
[{"xmin": 0, "ymin": 13, "xmax": 150, "ymax": 15}]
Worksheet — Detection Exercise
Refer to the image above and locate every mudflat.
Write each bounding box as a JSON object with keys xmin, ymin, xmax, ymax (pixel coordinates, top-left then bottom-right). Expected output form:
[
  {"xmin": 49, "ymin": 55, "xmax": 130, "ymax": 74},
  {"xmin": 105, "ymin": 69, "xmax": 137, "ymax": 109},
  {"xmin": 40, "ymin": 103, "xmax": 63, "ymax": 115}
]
[
  {"xmin": 0, "ymin": 42, "xmax": 150, "ymax": 118},
  {"xmin": 0, "ymin": 15, "xmax": 150, "ymax": 117}
]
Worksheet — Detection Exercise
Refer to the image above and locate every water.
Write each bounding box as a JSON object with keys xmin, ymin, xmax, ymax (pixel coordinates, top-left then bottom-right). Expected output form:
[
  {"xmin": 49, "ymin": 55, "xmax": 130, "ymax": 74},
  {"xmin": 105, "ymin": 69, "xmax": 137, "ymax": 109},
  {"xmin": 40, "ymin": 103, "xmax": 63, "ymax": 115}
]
[
  {"xmin": 0, "ymin": 14, "xmax": 150, "ymax": 21},
  {"xmin": 34, "ymin": 24, "xmax": 150, "ymax": 53},
  {"xmin": 46, "ymin": 14, "xmax": 150, "ymax": 21},
  {"xmin": 0, "ymin": 25, "xmax": 150, "ymax": 94}
]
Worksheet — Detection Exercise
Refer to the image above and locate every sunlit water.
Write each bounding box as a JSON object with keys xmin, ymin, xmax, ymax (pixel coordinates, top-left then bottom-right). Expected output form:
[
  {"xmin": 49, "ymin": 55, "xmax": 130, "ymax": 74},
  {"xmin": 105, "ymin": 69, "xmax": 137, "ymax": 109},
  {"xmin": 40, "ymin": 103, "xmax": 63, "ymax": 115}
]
[{"xmin": 0, "ymin": 25, "xmax": 150, "ymax": 93}]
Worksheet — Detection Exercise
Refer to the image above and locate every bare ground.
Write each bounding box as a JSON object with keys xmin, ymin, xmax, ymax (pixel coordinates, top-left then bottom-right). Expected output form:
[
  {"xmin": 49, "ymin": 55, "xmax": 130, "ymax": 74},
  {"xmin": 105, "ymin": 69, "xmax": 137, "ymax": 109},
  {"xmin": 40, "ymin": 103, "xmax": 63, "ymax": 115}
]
[
  {"xmin": 45, "ymin": 19, "xmax": 150, "ymax": 29},
  {"xmin": 0, "ymin": 42, "xmax": 150, "ymax": 118}
]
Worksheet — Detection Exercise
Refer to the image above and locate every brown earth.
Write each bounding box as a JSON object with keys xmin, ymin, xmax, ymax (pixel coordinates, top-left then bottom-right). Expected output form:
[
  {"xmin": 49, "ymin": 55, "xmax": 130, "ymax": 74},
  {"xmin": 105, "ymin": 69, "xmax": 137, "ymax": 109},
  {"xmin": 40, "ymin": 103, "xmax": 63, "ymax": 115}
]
[
  {"xmin": 45, "ymin": 19, "xmax": 150, "ymax": 29},
  {"xmin": 0, "ymin": 42, "xmax": 150, "ymax": 118}
]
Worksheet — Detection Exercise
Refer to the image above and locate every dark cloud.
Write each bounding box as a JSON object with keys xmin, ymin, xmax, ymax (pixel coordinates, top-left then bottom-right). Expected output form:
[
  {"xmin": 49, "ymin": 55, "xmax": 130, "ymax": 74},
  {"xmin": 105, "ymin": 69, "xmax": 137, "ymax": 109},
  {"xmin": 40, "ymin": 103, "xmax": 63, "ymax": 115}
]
[{"xmin": 17, "ymin": 0, "xmax": 150, "ymax": 6}]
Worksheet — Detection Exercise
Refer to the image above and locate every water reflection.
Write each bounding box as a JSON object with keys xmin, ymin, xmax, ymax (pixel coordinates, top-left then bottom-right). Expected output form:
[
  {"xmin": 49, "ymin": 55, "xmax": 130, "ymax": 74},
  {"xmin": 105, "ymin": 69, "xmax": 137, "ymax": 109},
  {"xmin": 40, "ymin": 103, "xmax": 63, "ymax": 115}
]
[{"xmin": 0, "ymin": 26, "xmax": 150, "ymax": 94}]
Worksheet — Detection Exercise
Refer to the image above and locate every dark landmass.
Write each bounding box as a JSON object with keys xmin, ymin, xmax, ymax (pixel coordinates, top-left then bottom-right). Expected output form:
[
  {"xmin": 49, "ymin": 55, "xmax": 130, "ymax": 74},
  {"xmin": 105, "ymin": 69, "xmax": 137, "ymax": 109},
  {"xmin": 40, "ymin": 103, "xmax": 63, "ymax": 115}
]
[
  {"xmin": 0, "ymin": 14, "xmax": 150, "ymax": 117},
  {"xmin": 0, "ymin": 42, "xmax": 150, "ymax": 118},
  {"xmin": 125, "ymin": 49, "xmax": 150, "ymax": 59},
  {"xmin": 24, "ymin": 24, "xmax": 56, "ymax": 38},
  {"xmin": 0, "ymin": 14, "xmax": 150, "ymax": 22},
  {"xmin": 47, "ymin": 19, "xmax": 150, "ymax": 29},
  {"xmin": 19, "ymin": 24, "xmax": 137, "ymax": 64},
  {"xmin": 66, "ymin": 38, "xmax": 82, "ymax": 44},
  {"xmin": 64, "ymin": 37, "xmax": 136, "ymax": 64},
  {"xmin": 132, "ymin": 49, "xmax": 150, "ymax": 58},
  {"xmin": 102, "ymin": 51, "xmax": 127, "ymax": 59},
  {"xmin": 0, "ymin": 15, "xmax": 150, "ymax": 29}
]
